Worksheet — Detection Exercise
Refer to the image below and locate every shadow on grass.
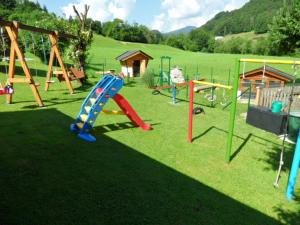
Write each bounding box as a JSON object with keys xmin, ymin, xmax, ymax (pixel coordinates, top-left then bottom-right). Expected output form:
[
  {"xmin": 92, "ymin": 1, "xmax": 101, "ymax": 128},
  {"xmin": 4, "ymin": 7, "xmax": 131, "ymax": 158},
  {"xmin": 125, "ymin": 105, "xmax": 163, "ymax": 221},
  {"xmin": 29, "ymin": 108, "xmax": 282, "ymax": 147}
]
[
  {"xmin": 0, "ymin": 109, "xmax": 283, "ymax": 225},
  {"xmin": 94, "ymin": 121, "xmax": 160, "ymax": 133},
  {"xmin": 273, "ymin": 205, "xmax": 300, "ymax": 225},
  {"xmin": 192, "ymin": 126, "xmax": 284, "ymax": 162},
  {"xmin": 259, "ymin": 144, "xmax": 295, "ymax": 172},
  {"xmin": 14, "ymin": 97, "xmax": 84, "ymax": 109}
]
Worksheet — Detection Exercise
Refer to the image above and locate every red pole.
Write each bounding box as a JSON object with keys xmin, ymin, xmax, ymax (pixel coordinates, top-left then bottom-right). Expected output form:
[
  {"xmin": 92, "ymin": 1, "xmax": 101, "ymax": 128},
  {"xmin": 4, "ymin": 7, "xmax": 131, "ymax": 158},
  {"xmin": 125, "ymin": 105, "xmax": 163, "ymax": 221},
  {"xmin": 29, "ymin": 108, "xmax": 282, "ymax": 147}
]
[{"xmin": 188, "ymin": 80, "xmax": 194, "ymax": 142}]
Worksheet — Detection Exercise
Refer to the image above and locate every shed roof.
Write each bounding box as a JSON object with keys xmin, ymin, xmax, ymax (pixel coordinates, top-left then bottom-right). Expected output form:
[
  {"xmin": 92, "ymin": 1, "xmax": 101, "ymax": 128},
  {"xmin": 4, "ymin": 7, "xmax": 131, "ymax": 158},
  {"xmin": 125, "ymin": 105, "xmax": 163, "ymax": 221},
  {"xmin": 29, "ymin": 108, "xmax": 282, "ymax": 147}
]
[
  {"xmin": 240, "ymin": 65, "xmax": 295, "ymax": 81},
  {"xmin": 116, "ymin": 50, "xmax": 153, "ymax": 61}
]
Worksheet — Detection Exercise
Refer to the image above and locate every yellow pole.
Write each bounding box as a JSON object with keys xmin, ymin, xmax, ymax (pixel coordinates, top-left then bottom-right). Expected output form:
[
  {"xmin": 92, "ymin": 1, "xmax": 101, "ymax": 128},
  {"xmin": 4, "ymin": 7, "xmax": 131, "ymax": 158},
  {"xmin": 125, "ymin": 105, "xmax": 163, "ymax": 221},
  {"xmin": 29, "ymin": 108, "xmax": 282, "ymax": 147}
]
[
  {"xmin": 193, "ymin": 80, "xmax": 232, "ymax": 89},
  {"xmin": 240, "ymin": 58, "xmax": 300, "ymax": 65}
]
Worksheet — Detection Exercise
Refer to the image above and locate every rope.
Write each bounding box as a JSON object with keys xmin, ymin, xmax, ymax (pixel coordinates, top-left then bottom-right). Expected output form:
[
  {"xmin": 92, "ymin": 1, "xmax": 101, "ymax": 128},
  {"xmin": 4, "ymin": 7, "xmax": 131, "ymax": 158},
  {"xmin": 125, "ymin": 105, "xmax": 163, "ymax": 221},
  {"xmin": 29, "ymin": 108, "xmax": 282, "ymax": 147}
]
[
  {"xmin": 30, "ymin": 33, "xmax": 38, "ymax": 78},
  {"xmin": 242, "ymin": 61, "xmax": 246, "ymax": 79},
  {"xmin": 273, "ymin": 62, "xmax": 298, "ymax": 187},
  {"xmin": 0, "ymin": 27, "xmax": 8, "ymax": 76}
]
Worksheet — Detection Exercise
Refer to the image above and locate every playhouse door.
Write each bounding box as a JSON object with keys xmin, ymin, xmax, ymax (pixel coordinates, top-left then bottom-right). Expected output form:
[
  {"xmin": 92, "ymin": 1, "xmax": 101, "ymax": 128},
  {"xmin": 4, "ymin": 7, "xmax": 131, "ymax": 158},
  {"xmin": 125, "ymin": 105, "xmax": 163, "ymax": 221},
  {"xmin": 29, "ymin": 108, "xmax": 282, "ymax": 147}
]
[{"xmin": 133, "ymin": 60, "xmax": 141, "ymax": 77}]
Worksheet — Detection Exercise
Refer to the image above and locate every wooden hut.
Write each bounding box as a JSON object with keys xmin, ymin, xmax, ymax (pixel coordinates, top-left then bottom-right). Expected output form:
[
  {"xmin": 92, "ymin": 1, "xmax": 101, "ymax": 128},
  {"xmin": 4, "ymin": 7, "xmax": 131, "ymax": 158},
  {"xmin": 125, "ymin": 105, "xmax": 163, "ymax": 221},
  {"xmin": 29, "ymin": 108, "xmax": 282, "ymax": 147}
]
[
  {"xmin": 240, "ymin": 65, "xmax": 294, "ymax": 93},
  {"xmin": 116, "ymin": 50, "xmax": 153, "ymax": 77}
]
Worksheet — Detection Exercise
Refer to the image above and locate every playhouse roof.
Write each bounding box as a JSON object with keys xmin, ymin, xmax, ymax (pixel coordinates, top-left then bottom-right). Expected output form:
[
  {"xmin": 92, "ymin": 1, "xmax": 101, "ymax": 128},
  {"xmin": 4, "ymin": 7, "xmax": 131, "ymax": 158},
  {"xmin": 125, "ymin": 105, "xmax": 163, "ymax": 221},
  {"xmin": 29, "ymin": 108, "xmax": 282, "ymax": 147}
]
[
  {"xmin": 116, "ymin": 50, "xmax": 153, "ymax": 62},
  {"xmin": 240, "ymin": 65, "xmax": 295, "ymax": 81}
]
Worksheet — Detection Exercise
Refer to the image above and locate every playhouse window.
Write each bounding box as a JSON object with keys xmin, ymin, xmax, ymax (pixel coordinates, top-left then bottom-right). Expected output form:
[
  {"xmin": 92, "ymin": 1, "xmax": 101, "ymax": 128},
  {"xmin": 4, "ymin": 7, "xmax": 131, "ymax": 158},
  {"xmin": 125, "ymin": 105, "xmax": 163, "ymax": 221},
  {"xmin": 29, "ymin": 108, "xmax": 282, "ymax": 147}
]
[
  {"xmin": 243, "ymin": 79, "xmax": 251, "ymax": 87},
  {"xmin": 269, "ymin": 80, "xmax": 281, "ymax": 88},
  {"xmin": 255, "ymin": 80, "xmax": 265, "ymax": 88}
]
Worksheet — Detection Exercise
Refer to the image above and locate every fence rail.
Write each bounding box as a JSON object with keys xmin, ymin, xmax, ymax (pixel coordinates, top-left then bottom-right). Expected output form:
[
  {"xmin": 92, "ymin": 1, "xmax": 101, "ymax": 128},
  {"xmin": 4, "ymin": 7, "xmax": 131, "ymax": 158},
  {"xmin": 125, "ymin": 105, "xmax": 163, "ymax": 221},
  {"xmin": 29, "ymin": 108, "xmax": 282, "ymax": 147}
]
[{"xmin": 255, "ymin": 85, "xmax": 300, "ymax": 111}]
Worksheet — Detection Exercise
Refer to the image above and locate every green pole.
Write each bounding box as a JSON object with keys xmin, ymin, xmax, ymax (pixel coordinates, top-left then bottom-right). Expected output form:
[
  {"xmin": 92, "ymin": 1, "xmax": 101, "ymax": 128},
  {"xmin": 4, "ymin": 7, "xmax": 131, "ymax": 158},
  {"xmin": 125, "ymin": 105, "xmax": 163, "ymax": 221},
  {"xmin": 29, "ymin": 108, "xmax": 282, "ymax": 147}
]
[
  {"xmin": 168, "ymin": 57, "xmax": 171, "ymax": 93},
  {"xmin": 168, "ymin": 57, "xmax": 171, "ymax": 85},
  {"xmin": 160, "ymin": 57, "xmax": 163, "ymax": 86},
  {"xmin": 228, "ymin": 69, "xmax": 231, "ymax": 86},
  {"xmin": 211, "ymin": 69, "xmax": 214, "ymax": 108},
  {"xmin": 225, "ymin": 59, "xmax": 241, "ymax": 163},
  {"xmin": 186, "ymin": 75, "xmax": 189, "ymax": 100}
]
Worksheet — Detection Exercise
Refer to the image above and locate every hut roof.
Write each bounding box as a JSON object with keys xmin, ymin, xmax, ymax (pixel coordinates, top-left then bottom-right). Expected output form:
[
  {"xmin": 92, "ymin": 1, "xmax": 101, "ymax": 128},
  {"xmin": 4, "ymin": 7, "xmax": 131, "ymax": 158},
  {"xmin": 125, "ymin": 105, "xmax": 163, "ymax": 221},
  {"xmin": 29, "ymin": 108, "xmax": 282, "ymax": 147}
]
[
  {"xmin": 240, "ymin": 65, "xmax": 295, "ymax": 81},
  {"xmin": 116, "ymin": 50, "xmax": 153, "ymax": 62}
]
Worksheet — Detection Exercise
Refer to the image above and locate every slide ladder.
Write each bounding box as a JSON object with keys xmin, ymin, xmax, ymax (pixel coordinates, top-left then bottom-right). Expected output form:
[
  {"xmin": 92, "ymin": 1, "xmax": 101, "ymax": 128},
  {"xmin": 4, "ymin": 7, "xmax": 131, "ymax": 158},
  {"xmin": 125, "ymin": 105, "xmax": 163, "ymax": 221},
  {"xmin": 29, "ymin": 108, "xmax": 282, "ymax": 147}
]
[{"xmin": 71, "ymin": 75, "xmax": 124, "ymax": 142}]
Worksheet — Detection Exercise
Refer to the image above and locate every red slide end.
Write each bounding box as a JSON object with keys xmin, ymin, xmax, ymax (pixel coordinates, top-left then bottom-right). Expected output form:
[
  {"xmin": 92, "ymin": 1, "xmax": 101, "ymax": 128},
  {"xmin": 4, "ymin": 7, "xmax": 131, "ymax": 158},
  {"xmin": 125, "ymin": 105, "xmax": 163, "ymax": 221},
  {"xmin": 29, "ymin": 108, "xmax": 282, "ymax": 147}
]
[{"xmin": 113, "ymin": 94, "xmax": 152, "ymax": 131}]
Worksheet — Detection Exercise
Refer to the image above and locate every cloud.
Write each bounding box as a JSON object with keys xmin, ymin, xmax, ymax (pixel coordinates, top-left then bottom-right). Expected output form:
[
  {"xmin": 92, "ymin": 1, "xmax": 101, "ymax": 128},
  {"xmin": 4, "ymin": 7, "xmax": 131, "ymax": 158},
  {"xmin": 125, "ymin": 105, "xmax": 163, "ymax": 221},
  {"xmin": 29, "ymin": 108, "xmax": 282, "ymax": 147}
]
[
  {"xmin": 152, "ymin": 0, "xmax": 249, "ymax": 32},
  {"xmin": 61, "ymin": 0, "xmax": 136, "ymax": 22}
]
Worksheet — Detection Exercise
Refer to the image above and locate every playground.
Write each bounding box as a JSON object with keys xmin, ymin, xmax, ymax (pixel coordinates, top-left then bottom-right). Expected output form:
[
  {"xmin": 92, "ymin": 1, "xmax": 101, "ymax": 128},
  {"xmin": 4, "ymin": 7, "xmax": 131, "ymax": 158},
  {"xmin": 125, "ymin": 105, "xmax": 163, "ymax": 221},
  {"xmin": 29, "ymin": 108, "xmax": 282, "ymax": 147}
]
[{"xmin": 0, "ymin": 24, "xmax": 299, "ymax": 225}]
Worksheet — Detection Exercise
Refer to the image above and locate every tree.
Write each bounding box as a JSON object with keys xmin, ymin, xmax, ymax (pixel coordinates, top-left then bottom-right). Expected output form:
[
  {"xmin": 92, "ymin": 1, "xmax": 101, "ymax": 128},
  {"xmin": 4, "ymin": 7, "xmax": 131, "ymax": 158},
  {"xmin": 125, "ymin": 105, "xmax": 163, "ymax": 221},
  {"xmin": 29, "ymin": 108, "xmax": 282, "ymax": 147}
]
[
  {"xmin": 0, "ymin": 0, "xmax": 17, "ymax": 9},
  {"xmin": 68, "ymin": 4, "xmax": 93, "ymax": 76},
  {"xmin": 268, "ymin": 0, "xmax": 300, "ymax": 55},
  {"xmin": 189, "ymin": 29, "xmax": 212, "ymax": 51}
]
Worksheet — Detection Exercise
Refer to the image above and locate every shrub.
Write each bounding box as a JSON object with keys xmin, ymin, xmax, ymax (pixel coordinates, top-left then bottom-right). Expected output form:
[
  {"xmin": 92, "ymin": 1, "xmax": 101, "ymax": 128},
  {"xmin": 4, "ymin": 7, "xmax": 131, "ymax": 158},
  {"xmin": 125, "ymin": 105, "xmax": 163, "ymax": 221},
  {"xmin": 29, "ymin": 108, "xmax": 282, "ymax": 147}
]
[{"xmin": 142, "ymin": 70, "xmax": 156, "ymax": 88}]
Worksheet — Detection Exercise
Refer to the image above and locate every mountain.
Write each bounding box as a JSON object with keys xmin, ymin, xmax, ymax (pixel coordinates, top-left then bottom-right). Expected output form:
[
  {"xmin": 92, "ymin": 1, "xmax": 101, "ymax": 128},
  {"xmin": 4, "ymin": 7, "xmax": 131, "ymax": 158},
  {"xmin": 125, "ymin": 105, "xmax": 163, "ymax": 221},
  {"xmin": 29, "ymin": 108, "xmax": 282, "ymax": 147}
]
[
  {"xmin": 200, "ymin": 0, "xmax": 286, "ymax": 35},
  {"xmin": 164, "ymin": 26, "xmax": 197, "ymax": 36}
]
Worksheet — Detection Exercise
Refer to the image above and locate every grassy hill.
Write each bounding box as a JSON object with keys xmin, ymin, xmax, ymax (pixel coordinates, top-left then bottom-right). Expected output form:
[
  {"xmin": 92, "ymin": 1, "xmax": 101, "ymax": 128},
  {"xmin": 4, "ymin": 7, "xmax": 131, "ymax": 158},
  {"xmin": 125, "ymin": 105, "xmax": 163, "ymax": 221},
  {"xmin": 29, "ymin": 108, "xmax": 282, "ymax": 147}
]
[
  {"xmin": 87, "ymin": 35, "xmax": 298, "ymax": 81},
  {"xmin": 0, "ymin": 34, "xmax": 298, "ymax": 84},
  {"xmin": 221, "ymin": 32, "xmax": 268, "ymax": 42},
  {"xmin": 201, "ymin": 0, "xmax": 285, "ymax": 35}
]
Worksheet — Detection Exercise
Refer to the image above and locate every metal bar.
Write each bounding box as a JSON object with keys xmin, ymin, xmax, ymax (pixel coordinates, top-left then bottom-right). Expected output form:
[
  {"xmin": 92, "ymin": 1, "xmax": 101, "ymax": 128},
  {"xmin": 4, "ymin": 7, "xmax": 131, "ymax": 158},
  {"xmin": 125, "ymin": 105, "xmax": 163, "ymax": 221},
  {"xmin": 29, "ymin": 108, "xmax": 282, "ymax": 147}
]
[
  {"xmin": 193, "ymin": 80, "xmax": 232, "ymax": 89},
  {"xmin": 225, "ymin": 59, "xmax": 241, "ymax": 162},
  {"xmin": 240, "ymin": 58, "xmax": 300, "ymax": 65}
]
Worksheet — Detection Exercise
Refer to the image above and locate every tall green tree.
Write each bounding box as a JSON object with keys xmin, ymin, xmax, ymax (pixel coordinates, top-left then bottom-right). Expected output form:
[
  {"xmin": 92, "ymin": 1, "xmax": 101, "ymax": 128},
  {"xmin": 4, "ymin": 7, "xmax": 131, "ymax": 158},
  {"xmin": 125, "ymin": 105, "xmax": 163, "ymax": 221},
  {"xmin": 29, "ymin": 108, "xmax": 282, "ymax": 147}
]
[{"xmin": 268, "ymin": 1, "xmax": 300, "ymax": 55}]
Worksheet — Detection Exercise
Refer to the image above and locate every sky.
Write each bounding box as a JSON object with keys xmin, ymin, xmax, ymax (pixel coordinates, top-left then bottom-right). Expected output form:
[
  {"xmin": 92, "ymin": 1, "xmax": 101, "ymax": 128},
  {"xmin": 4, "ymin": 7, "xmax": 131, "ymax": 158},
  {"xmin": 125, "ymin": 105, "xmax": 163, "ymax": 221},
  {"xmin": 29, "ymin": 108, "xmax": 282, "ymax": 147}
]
[{"xmin": 33, "ymin": 0, "xmax": 249, "ymax": 32}]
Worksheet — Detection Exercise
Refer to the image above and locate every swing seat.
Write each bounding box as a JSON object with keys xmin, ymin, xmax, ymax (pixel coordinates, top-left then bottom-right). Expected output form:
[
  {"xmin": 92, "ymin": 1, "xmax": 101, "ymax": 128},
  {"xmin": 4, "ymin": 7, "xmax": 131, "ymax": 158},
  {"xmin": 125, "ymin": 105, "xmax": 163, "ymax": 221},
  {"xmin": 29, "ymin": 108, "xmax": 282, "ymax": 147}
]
[
  {"xmin": 54, "ymin": 68, "xmax": 85, "ymax": 84},
  {"xmin": 194, "ymin": 85, "xmax": 215, "ymax": 92},
  {"xmin": 0, "ymin": 89, "xmax": 6, "ymax": 95}
]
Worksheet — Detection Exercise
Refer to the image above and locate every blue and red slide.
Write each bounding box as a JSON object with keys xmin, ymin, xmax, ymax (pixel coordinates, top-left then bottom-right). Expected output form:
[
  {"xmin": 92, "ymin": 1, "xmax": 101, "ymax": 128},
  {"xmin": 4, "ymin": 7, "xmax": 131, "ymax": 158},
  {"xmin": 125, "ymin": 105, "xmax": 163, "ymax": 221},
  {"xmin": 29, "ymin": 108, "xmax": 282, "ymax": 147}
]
[{"xmin": 71, "ymin": 74, "xmax": 151, "ymax": 142}]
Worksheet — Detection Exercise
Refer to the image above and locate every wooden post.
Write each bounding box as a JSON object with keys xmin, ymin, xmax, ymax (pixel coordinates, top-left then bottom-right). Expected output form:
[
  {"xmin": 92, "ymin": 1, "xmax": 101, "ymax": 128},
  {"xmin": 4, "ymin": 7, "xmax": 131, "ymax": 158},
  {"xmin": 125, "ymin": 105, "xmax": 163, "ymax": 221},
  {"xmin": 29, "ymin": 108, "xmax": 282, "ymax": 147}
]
[
  {"xmin": 5, "ymin": 22, "xmax": 44, "ymax": 107},
  {"xmin": 255, "ymin": 86, "xmax": 262, "ymax": 106},
  {"xmin": 45, "ymin": 42, "xmax": 55, "ymax": 91},
  {"xmin": 46, "ymin": 32, "xmax": 74, "ymax": 94}
]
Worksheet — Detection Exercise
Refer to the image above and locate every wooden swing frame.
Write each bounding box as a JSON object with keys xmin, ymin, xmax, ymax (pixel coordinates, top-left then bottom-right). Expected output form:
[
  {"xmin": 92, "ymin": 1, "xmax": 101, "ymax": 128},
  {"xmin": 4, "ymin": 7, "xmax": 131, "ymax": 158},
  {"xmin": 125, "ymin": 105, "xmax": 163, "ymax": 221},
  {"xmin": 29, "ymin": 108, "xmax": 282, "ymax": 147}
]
[{"xmin": 0, "ymin": 19, "xmax": 77, "ymax": 106}]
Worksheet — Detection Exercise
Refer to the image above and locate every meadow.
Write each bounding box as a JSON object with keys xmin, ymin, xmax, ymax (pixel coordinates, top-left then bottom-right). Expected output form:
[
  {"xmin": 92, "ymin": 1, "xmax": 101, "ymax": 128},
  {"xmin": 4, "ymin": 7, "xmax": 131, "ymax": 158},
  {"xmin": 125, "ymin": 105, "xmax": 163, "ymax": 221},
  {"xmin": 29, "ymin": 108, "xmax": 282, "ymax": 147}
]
[{"xmin": 0, "ymin": 35, "xmax": 299, "ymax": 224}]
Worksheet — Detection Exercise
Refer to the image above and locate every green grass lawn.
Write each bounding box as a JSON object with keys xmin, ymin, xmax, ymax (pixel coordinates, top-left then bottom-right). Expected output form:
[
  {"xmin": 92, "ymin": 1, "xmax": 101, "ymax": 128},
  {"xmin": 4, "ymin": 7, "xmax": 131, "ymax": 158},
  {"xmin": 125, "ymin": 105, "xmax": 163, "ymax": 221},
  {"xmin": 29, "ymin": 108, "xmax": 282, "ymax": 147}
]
[{"xmin": 0, "ymin": 35, "xmax": 299, "ymax": 225}]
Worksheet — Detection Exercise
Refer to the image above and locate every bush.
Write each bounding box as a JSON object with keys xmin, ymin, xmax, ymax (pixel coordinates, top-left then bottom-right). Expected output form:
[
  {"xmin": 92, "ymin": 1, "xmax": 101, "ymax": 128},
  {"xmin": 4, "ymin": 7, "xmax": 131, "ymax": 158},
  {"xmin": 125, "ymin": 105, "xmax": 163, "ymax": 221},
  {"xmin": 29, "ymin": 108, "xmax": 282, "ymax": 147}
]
[{"xmin": 142, "ymin": 70, "xmax": 156, "ymax": 88}]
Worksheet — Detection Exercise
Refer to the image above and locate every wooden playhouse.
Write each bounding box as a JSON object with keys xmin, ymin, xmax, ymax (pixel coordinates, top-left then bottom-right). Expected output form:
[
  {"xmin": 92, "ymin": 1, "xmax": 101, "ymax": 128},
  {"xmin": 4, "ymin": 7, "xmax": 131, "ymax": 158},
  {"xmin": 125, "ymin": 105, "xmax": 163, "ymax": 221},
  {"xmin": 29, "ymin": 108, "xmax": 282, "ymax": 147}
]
[
  {"xmin": 116, "ymin": 50, "xmax": 153, "ymax": 77},
  {"xmin": 239, "ymin": 65, "xmax": 294, "ymax": 93}
]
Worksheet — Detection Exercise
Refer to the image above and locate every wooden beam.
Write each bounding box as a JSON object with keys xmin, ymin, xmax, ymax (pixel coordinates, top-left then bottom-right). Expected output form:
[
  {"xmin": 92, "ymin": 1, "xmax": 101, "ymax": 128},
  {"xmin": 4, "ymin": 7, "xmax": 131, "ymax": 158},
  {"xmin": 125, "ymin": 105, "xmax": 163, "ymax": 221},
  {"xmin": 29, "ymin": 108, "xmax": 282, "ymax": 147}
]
[
  {"xmin": 8, "ymin": 78, "xmax": 31, "ymax": 83},
  {"xmin": 0, "ymin": 18, "xmax": 77, "ymax": 39}
]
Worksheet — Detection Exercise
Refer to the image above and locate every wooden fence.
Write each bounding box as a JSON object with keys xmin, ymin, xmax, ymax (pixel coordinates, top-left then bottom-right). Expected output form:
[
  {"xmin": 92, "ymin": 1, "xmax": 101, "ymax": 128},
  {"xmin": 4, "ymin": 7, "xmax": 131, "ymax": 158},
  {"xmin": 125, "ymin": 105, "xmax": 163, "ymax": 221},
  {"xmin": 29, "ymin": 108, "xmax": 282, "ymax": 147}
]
[{"xmin": 255, "ymin": 85, "xmax": 300, "ymax": 111}]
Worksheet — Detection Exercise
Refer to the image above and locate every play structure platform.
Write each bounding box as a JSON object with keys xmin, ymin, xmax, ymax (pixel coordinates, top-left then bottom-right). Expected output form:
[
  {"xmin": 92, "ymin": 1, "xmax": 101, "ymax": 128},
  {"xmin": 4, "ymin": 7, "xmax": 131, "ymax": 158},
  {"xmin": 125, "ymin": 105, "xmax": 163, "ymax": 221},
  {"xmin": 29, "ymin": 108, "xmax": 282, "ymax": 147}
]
[{"xmin": 71, "ymin": 74, "xmax": 151, "ymax": 142}]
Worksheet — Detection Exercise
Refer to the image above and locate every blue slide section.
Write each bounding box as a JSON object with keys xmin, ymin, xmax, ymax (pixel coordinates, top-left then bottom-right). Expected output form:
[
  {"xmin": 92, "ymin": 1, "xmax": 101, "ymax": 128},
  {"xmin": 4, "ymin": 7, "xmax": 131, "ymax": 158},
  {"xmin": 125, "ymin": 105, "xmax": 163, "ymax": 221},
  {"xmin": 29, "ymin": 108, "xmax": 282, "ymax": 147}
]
[{"xmin": 70, "ymin": 74, "xmax": 124, "ymax": 142}]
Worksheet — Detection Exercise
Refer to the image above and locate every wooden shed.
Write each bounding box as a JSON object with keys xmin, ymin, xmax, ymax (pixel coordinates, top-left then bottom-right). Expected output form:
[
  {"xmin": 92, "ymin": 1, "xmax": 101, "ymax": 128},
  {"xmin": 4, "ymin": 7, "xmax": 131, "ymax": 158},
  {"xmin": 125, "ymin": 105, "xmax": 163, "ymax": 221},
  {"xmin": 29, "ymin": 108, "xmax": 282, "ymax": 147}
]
[
  {"xmin": 116, "ymin": 50, "xmax": 153, "ymax": 77},
  {"xmin": 240, "ymin": 65, "xmax": 294, "ymax": 93}
]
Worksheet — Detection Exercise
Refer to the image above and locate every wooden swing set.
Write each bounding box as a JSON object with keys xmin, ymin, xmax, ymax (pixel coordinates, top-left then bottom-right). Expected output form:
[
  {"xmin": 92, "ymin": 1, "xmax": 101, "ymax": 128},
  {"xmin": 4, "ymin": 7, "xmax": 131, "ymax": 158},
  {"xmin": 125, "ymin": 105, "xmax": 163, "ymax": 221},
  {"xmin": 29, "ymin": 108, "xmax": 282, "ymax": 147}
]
[{"xmin": 0, "ymin": 19, "xmax": 79, "ymax": 107}]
